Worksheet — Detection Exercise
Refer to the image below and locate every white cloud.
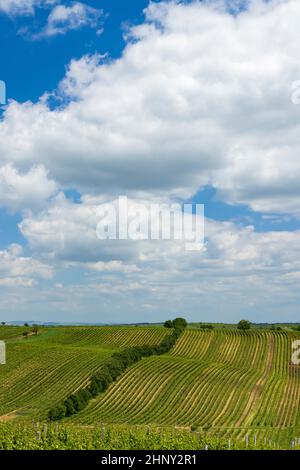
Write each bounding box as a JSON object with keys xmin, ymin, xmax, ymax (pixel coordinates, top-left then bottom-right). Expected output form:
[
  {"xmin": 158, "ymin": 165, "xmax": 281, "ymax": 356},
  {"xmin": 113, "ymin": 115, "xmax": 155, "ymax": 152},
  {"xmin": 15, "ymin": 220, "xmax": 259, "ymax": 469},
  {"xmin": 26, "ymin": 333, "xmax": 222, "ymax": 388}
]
[
  {"xmin": 19, "ymin": 194, "xmax": 300, "ymax": 277},
  {"xmin": 0, "ymin": 164, "xmax": 57, "ymax": 213},
  {"xmin": 0, "ymin": 0, "xmax": 56, "ymax": 16},
  {"xmin": 0, "ymin": 1, "xmax": 104, "ymax": 40},
  {"xmin": 34, "ymin": 2, "xmax": 104, "ymax": 38},
  {"xmin": 2, "ymin": 0, "xmax": 300, "ymax": 322},
  {"xmin": 14, "ymin": 193, "xmax": 300, "ymax": 321},
  {"xmin": 86, "ymin": 261, "xmax": 140, "ymax": 274},
  {"xmin": 1, "ymin": 1, "xmax": 300, "ymax": 213},
  {"xmin": 0, "ymin": 244, "xmax": 53, "ymax": 287}
]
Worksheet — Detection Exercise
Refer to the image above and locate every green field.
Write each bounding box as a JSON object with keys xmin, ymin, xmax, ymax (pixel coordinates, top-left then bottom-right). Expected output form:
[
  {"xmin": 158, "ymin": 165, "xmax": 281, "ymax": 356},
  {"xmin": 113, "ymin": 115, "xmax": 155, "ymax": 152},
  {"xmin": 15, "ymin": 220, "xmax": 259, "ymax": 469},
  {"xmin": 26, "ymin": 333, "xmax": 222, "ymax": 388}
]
[
  {"xmin": 0, "ymin": 325, "xmax": 299, "ymax": 449},
  {"xmin": 0, "ymin": 325, "xmax": 169, "ymax": 420}
]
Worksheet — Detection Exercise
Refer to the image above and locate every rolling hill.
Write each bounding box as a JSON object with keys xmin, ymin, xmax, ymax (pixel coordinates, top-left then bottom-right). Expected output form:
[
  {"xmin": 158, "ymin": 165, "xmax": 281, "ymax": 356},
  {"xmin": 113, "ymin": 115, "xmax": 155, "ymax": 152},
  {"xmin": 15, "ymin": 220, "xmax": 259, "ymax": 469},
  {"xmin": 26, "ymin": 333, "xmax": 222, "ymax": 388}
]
[{"xmin": 0, "ymin": 325, "xmax": 299, "ymax": 448}]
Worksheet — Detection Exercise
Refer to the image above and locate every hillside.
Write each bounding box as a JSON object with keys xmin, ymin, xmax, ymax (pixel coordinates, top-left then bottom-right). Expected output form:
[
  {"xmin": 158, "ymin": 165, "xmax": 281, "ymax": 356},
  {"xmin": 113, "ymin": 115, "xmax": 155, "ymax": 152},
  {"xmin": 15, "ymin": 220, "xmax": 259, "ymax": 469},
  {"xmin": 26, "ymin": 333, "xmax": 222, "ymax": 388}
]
[
  {"xmin": 69, "ymin": 329, "xmax": 300, "ymax": 446},
  {"xmin": 0, "ymin": 325, "xmax": 169, "ymax": 420},
  {"xmin": 0, "ymin": 325, "xmax": 299, "ymax": 448}
]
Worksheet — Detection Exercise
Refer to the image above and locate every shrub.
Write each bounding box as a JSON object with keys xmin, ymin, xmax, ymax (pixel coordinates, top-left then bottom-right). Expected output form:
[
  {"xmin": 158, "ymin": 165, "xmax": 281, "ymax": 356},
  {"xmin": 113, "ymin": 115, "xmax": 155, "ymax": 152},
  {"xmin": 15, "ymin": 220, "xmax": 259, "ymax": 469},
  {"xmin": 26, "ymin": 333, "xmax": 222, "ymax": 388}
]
[
  {"xmin": 237, "ymin": 320, "xmax": 251, "ymax": 330},
  {"xmin": 48, "ymin": 404, "xmax": 66, "ymax": 421},
  {"xmin": 199, "ymin": 324, "xmax": 214, "ymax": 330},
  {"xmin": 173, "ymin": 318, "xmax": 188, "ymax": 330}
]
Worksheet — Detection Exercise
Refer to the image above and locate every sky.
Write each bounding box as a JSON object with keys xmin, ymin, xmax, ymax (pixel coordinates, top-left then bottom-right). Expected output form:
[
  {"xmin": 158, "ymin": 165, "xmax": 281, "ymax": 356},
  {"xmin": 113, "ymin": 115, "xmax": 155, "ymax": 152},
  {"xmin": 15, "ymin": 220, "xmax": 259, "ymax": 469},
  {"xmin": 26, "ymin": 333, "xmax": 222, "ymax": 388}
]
[{"xmin": 0, "ymin": 0, "xmax": 300, "ymax": 324}]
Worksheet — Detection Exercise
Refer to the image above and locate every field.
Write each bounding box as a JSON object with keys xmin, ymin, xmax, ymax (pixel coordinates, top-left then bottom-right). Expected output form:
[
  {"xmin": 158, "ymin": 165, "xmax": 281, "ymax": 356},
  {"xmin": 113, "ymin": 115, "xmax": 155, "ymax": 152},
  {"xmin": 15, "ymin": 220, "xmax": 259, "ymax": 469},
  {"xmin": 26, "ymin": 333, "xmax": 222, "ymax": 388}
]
[
  {"xmin": 0, "ymin": 325, "xmax": 168, "ymax": 420},
  {"xmin": 0, "ymin": 325, "xmax": 299, "ymax": 449}
]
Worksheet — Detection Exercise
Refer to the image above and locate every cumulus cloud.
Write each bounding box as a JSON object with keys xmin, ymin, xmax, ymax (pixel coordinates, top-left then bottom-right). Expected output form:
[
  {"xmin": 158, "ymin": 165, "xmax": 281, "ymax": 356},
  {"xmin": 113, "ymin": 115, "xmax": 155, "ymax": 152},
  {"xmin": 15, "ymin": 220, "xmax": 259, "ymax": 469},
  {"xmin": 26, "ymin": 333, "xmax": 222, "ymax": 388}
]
[
  {"xmin": 0, "ymin": 164, "xmax": 57, "ymax": 213},
  {"xmin": 33, "ymin": 2, "xmax": 105, "ymax": 38},
  {"xmin": 0, "ymin": 244, "xmax": 53, "ymax": 287},
  {"xmin": 1, "ymin": 0, "xmax": 300, "ymax": 213},
  {"xmin": 19, "ymin": 194, "xmax": 300, "ymax": 277},
  {"xmin": 15, "ymin": 193, "xmax": 300, "ymax": 321},
  {"xmin": 2, "ymin": 0, "xmax": 300, "ymax": 321}
]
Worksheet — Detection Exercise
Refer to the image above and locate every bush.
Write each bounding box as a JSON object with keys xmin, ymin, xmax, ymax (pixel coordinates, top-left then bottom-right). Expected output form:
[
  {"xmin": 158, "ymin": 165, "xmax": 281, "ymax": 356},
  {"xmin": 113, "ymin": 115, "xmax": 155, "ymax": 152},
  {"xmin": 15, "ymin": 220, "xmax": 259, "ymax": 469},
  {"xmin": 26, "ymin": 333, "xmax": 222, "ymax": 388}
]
[
  {"xmin": 173, "ymin": 318, "xmax": 188, "ymax": 330},
  {"xmin": 237, "ymin": 320, "xmax": 251, "ymax": 330},
  {"xmin": 48, "ymin": 404, "xmax": 66, "ymax": 421},
  {"xmin": 64, "ymin": 397, "xmax": 76, "ymax": 417},
  {"xmin": 199, "ymin": 324, "xmax": 214, "ymax": 330}
]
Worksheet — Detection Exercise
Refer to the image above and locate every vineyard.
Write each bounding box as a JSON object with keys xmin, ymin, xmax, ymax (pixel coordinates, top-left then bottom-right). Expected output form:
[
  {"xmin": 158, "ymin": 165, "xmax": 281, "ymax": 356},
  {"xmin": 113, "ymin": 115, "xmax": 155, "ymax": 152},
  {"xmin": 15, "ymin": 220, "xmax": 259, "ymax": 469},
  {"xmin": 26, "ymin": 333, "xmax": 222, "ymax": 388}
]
[
  {"xmin": 0, "ymin": 325, "xmax": 169, "ymax": 420},
  {"xmin": 0, "ymin": 422, "xmax": 290, "ymax": 450},
  {"xmin": 70, "ymin": 329, "xmax": 300, "ymax": 447},
  {"xmin": 0, "ymin": 325, "xmax": 299, "ymax": 449}
]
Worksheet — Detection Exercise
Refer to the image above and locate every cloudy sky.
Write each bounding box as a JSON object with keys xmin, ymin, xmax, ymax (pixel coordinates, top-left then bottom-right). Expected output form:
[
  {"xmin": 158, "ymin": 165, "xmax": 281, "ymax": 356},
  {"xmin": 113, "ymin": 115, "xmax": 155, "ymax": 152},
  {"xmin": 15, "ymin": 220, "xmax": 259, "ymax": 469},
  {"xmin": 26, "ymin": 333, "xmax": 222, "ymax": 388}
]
[{"xmin": 0, "ymin": 0, "xmax": 300, "ymax": 324}]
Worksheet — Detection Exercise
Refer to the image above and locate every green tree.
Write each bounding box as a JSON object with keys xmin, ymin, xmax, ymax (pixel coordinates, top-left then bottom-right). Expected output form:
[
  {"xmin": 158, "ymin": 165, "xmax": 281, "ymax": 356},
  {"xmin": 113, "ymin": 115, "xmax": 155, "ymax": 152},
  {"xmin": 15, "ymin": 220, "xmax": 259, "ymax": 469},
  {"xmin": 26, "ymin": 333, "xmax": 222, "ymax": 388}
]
[
  {"xmin": 173, "ymin": 317, "xmax": 187, "ymax": 330},
  {"xmin": 237, "ymin": 320, "xmax": 251, "ymax": 330},
  {"xmin": 164, "ymin": 320, "xmax": 173, "ymax": 328},
  {"xmin": 48, "ymin": 404, "xmax": 66, "ymax": 421}
]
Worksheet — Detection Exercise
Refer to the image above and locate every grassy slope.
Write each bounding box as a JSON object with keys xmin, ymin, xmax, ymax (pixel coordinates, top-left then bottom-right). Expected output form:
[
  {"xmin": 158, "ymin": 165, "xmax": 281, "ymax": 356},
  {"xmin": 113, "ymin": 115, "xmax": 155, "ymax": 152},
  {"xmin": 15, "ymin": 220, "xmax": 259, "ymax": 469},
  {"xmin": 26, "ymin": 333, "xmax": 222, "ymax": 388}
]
[
  {"xmin": 69, "ymin": 329, "xmax": 300, "ymax": 446},
  {"xmin": 1, "ymin": 326, "xmax": 299, "ymax": 447},
  {"xmin": 0, "ymin": 325, "xmax": 168, "ymax": 421}
]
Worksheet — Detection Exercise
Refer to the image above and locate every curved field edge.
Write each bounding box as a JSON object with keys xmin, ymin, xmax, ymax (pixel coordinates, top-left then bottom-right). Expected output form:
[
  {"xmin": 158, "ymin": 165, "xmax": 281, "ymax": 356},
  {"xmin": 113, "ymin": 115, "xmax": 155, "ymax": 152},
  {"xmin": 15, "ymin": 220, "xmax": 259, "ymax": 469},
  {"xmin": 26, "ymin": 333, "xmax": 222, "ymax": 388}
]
[
  {"xmin": 0, "ymin": 325, "xmax": 170, "ymax": 420},
  {"xmin": 70, "ymin": 329, "xmax": 300, "ymax": 447}
]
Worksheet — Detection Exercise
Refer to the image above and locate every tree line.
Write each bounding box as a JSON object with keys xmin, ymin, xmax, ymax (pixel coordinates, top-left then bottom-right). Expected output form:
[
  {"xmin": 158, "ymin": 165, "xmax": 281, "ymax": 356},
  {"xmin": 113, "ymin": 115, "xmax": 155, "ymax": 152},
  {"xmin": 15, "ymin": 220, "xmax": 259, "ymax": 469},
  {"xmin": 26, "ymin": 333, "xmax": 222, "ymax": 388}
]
[{"xmin": 48, "ymin": 318, "xmax": 187, "ymax": 421}]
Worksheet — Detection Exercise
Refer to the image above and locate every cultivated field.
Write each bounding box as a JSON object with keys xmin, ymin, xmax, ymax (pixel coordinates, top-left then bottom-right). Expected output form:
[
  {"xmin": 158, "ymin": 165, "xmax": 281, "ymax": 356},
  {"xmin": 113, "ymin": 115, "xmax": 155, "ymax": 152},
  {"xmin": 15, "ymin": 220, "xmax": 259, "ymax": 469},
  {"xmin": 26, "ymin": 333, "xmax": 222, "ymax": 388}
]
[
  {"xmin": 0, "ymin": 325, "xmax": 299, "ymax": 449},
  {"xmin": 0, "ymin": 325, "xmax": 169, "ymax": 420},
  {"xmin": 70, "ymin": 329, "xmax": 300, "ymax": 446}
]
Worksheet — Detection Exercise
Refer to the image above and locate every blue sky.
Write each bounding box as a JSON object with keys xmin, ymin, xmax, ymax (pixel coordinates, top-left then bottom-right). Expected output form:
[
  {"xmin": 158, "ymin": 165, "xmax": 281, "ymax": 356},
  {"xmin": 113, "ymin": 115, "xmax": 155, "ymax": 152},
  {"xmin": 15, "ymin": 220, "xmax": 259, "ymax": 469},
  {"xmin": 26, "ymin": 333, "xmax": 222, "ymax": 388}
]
[
  {"xmin": 0, "ymin": 0, "xmax": 300, "ymax": 324},
  {"xmin": 0, "ymin": 1, "xmax": 154, "ymax": 102}
]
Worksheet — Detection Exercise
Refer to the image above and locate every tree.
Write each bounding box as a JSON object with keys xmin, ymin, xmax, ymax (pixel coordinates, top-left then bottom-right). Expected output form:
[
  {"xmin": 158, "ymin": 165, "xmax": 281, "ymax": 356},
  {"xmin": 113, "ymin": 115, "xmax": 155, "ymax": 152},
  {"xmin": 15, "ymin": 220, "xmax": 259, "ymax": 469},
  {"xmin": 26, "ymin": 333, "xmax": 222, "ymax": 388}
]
[
  {"xmin": 24, "ymin": 322, "xmax": 29, "ymax": 327},
  {"xmin": 237, "ymin": 320, "xmax": 251, "ymax": 330},
  {"xmin": 164, "ymin": 320, "xmax": 173, "ymax": 328},
  {"xmin": 1, "ymin": 322, "xmax": 5, "ymax": 326},
  {"xmin": 173, "ymin": 317, "xmax": 187, "ymax": 330},
  {"xmin": 48, "ymin": 404, "xmax": 66, "ymax": 421}
]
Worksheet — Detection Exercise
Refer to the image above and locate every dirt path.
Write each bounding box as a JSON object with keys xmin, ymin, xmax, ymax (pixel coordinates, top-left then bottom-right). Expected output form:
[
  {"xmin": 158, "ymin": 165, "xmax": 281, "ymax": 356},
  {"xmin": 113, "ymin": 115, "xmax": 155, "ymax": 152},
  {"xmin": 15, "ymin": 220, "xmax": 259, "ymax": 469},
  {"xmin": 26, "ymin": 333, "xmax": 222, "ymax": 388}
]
[{"xmin": 0, "ymin": 411, "xmax": 17, "ymax": 422}]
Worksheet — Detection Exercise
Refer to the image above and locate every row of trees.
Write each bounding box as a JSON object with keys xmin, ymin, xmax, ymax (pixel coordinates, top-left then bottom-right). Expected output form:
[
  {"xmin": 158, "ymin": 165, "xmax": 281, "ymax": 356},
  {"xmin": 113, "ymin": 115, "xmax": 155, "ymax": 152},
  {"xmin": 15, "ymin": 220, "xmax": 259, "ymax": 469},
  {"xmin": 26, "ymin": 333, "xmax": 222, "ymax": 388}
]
[
  {"xmin": 48, "ymin": 319, "xmax": 187, "ymax": 421},
  {"xmin": 165, "ymin": 318, "xmax": 251, "ymax": 330}
]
